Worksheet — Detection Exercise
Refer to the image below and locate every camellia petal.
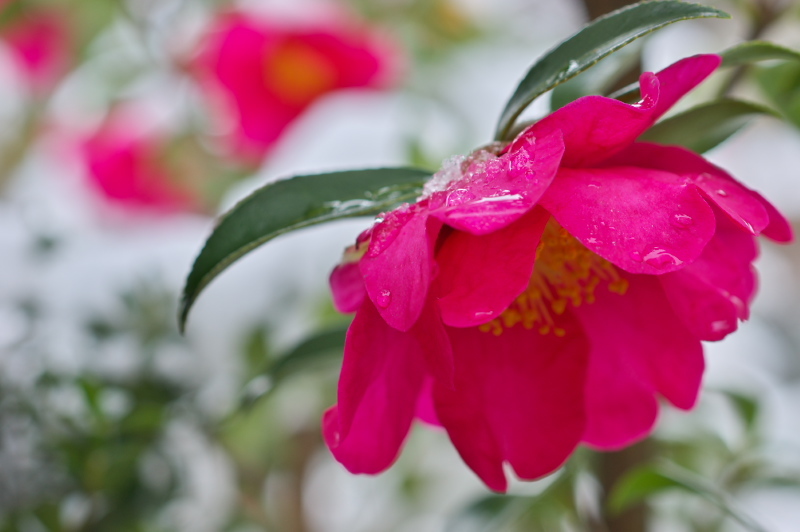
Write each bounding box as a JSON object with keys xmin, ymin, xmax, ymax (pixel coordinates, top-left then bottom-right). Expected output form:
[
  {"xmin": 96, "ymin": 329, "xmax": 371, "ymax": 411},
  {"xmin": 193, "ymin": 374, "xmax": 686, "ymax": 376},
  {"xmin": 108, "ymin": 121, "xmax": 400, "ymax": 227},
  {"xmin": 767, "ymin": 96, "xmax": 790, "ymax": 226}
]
[
  {"xmin": 660, "ymin": 209, "xmax": 758, "ymax": 339},
  {"xmin": 436, "ymin": 206, "xmax": 550, "ymax": 328},
  {"xmin": 752, "ymin": 190, "xmax": 794, "ymax": 243},
  {"xmin": 434, "ymin": 315, "xmax": 589, "ymax": 491},
  {"xmin": 525, "ymin": 55, "xmax": 720, "ymax": 167},
  {"xmin": 606, "ymin": 143, "xmax": 770, "ymax": 235},
  {"xmin": 576, "ymin": 276, "xmax": 704, "ymax": 448},
  {"xmin": 542, "ymin": 166, "xmax": 716, "ymax": 274},
  {"xmin": 329, "ymin": 262, "xmax": 365, "ymax": 313},
  {"xmin": 324, "ymin": 299, "xmax": 427, "ymax": 474},
  {"xmin": 359, "ymin": 205, "xmax": 439, "ymax": 331}
]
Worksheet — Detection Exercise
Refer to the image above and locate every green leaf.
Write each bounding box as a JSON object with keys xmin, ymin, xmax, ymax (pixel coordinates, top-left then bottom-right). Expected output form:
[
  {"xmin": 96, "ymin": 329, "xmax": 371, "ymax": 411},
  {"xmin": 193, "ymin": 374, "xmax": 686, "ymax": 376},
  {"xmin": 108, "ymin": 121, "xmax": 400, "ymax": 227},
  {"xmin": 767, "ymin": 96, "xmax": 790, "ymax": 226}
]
[
  {"xmin": 494, "ymin": 1, "xmax": 729, "ymax": 140},
  {"xmin": 608, "ymin": 466, "xmax": 687, "ymax": 514},
  {"xmin": 721, "ymin": 41, "xmax": 800, "ymax": 68},
  {"xmin": 638, "ymin": 98, "xmax": 778, "ymax": 153},
  {"xmin": 724, "ymin": 391, "xmax": 760, "ymax": 432},
  {"xmin": 269, "ymin": 325, "xmax": 347, "ymax": 383},
  {"xmin": 610, "ymin": 463, "xmax": 769, "ymax": 532},
  {"xmin": 755, "ymin": 62, "xmax": 800, "ymax": 129},
  {"xmin": 239, "ymin": 325, "xmax": 347, "ymax": 408},
  {"xmin": 179, "ymin": 168, "xmax": 431, "ymax": 331}
]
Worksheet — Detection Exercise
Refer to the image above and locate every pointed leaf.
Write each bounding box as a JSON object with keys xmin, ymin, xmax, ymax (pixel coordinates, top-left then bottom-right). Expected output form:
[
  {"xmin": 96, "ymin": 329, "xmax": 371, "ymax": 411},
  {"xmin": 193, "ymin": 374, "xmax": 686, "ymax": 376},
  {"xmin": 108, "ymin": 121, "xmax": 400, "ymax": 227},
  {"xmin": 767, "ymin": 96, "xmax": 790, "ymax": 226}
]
[
  {"xmin": 550, "ymin": 44, "xmax": 642, "ymax": 110},
  {"xmin": 179, "ymin": 168, "xmax": 430, "ymax": 331},
  {"xmin": 721, "ymin": 41, "xmax": 800, "ymax": 68},
  {"xmin": 638, "ymin": 98, "xmax": 778, "ymax": 153},
  {"xmin": 494, "ymin": 1, "xmax": 729, "ymax": 140}
]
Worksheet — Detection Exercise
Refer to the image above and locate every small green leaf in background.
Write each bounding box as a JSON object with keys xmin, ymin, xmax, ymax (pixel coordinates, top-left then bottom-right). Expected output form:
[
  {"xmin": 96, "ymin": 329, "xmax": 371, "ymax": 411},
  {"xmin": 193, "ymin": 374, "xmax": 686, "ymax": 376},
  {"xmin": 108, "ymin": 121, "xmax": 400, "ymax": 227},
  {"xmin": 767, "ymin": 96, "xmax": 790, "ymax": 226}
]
[
  {"xmin": 721, "ymin": 41, "xmax": 800, "ymax": 68},
  {"xmin": 608, "ymin": 466, "xmax": 687, "ymax": 514},
  {"xmin": 268, "ymin": 326, "xmax": 348, "ymax": 384},
  {"xmin": 494, "ymin": 1, "xmax": 729, "ymax": 140},
  {"xmin": 724, "ymin": 391, "xmax": 760, "ymax": 433},
  {"xmin": 755, "ymin": 61, "xmax": 800, "ymax": 129},
  {"xmin": 610, "ymin": 463, "xmax": 769, "ymax": 532},
  {"xmin": 638, "ymin": 99, "xmax": 778, "ymax": 153},
  {"xmin": 239, "ymin": 325, "xmax": 348, "ymax": 409},
  {"xmin": 179, "ymin": 168, "xmax": 431, "ymax": 331}
]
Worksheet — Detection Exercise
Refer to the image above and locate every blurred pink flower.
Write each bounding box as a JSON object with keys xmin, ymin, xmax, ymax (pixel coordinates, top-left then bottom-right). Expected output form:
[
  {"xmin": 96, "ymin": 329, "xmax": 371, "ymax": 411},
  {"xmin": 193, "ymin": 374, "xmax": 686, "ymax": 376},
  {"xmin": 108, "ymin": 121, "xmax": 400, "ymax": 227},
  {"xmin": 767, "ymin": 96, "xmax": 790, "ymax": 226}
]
[
  {"xmin": 2, "ymin": 8, "xmax": 70, "ymax": 93},
  {"xmin": 79, "ymin": 111, "xmax": 199, "ymax": 213},
  {"xmin": 193, "ymin": 10, "xmax": 399, "ymax": 164},
  {"xmin": 323, "ymin": 55, "xmax": 793, "ymax": 492}
]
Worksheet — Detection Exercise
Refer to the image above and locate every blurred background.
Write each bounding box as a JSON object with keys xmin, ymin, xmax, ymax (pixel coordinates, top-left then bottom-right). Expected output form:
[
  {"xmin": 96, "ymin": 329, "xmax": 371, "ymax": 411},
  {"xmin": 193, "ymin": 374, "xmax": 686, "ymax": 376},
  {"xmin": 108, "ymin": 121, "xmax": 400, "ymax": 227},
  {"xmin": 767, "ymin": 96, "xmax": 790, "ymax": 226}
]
[{"xmin": 1, "ymin": 0, "xmax": 800, "ymax": 530}]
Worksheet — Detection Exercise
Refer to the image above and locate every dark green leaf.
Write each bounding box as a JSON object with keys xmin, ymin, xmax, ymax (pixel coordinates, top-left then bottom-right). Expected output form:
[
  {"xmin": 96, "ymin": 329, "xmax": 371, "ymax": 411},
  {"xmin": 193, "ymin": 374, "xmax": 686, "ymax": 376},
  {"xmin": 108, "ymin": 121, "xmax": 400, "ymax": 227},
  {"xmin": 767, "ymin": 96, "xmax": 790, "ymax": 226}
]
[
  {"xmin": 494, "ymin": 1, "xmax": 729, "ymax": 140},
  {"xmin": 550, "ymin": 45, "xmax": 642, "ymax": 110},
  {"xmin": 638, "ymin": 99, "xmax": 778, "ymax": 153},
  {"xmin": 179, "ymin": 168, "xmax": 431, "ymax": 331},
  {"xmin": 721, "ymin": 41, "xmax": 800, "ymax": 68}
]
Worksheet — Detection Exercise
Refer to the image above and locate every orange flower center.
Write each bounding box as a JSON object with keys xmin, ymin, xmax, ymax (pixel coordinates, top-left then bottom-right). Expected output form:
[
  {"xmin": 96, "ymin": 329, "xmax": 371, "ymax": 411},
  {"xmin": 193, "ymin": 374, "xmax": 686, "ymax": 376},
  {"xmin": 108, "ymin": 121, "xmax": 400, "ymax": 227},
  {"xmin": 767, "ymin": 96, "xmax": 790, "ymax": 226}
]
[
  {"xmin": 264, "ymin": 40, "xmax": 338, "ymax": 106},
  {"xmin": 479, "ymin": 220, "xmax": 629, "ymax": 336}
]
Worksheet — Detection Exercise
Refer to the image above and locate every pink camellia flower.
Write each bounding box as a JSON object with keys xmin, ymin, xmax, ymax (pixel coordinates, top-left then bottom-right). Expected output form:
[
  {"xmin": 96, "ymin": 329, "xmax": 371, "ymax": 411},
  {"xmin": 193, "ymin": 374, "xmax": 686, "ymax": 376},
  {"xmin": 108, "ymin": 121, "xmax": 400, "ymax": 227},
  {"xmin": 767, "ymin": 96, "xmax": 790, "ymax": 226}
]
[
  {"xmin": 194, "ymin": 10, "xmax": 398, "ymax": 164},
  {"xmin": 2, "ymin": 9, "xmax": 70, "ymax": 93},
  {"xmin": 323, "ymin": 54, "xmax": 793, "ymax": 492},
  {"xmin": 79, "ymin": 110, "xmax": 199, "ymax": 213}
]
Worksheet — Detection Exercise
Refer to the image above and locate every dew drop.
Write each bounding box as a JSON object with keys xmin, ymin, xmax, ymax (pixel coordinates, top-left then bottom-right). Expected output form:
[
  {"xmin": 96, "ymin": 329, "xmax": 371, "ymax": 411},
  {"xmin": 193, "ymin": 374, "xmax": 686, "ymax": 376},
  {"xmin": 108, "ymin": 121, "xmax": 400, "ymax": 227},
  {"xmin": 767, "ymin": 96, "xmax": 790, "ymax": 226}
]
[
  {"xmin": 376, "ymin": 289, "xmax": 392, "ymax": 308},
  {"xmin": 630, "ymin": 251, "xmax": 643, "ymax": 262},
  {"xmin": 446, "ymin": 188, "xmax": 476, "ymax": 207},
  {"xmin": 711, "ymin": 320, "xmax": 732, "ymax": 333},
  {"xmin": 473, "ymin": 310, "xmax": 495, "ymax": 321},
  {"xmin": 643, "ymin": 248, "xmax": 683, "ymax": 269},
  {"xmin": 672, "ymin": 214, "xmax": 694, "ymax": 227},
  {"xmin": 566, "ymin": 59, "xmax": 579, "ymax": 73},
  {"xmin": 716, "ymin": 189, "xmax": 729, "ymax": 197}
]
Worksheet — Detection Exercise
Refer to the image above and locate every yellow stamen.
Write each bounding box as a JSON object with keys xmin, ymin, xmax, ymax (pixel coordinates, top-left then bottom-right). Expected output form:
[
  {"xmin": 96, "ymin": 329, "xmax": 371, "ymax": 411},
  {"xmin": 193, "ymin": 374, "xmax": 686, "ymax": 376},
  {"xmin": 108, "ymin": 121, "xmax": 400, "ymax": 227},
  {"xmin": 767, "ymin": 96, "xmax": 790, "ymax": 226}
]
[{"xmin": 479, "ymin": 220, "xmax": 628, "ymax": 336}]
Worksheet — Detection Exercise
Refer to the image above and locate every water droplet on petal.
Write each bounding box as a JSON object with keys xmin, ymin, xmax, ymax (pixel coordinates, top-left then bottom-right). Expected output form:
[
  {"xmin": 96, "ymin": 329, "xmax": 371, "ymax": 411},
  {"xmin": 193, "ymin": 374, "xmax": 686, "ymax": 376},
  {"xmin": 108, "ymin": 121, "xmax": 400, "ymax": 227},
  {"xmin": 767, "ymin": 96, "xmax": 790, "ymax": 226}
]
[
  {"xmin": 672, "ymin": 214, "xmax": 694, "ymax": 228},
  {"xmin": 711, "ymin": 320, "xmax": 732, "ymax": 333},
  {"xmin": 716, "ymin": 189, "xmax": 728, "ymax": 197},
  {"xmin": 630, "ymin": 251, "xmax": 643, "ymax": 262},
  {"xmin": 376, "ymin": 289, "xmax": 392, "ymax": 308},
  {"xmin": 643, "ymin": 248, "xmax": 683, "ymax": 269},
  {"xmin": 446, "ymin": 188, "xmax": 476, "ymax": 207},
  {"xmin": 473, "ymin": 310, "xmax": 495, "ymax": 321}
]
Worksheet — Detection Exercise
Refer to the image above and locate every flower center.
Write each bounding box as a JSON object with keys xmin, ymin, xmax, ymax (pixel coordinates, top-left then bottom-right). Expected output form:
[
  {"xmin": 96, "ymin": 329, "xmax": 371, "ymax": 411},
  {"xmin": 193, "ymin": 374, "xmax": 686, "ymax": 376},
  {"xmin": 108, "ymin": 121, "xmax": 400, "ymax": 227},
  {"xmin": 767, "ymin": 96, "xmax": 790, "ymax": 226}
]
[
  {"xmin": 479, "ymin": 220, "xmax": 629, "ymax": 336},
  {"xmin": 264, "ymin": 40, "xmax": 338, "ymax": 106}
]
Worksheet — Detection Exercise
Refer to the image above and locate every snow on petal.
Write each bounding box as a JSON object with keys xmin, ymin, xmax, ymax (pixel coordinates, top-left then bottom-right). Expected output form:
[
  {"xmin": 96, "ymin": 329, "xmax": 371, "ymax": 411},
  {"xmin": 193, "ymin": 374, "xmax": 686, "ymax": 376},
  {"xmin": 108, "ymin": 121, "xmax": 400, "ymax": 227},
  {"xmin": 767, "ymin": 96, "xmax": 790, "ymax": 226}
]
[{"xmin": 428, "ymin": 132, "xmax": 564, "ymax": 235}]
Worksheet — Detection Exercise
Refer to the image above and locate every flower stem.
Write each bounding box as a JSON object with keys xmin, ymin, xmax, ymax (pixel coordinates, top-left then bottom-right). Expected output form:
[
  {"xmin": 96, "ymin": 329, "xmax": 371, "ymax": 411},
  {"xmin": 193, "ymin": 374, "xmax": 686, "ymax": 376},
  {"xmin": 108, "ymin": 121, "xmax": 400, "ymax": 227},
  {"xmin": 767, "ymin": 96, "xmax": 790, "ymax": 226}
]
[{"xmin": 597, "ymin": 440, "xmax": 654, "ymax": 532}]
